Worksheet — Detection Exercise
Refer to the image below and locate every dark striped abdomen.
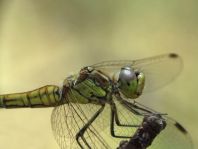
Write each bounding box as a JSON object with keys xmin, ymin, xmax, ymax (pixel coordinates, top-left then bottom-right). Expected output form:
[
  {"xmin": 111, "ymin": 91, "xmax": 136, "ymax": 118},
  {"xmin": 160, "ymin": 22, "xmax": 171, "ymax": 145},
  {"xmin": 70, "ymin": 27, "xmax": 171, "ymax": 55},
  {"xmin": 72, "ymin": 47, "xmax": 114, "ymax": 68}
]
[{"xmin": 0, "ymin": 85, "xmax": 61, "ymax": 108}]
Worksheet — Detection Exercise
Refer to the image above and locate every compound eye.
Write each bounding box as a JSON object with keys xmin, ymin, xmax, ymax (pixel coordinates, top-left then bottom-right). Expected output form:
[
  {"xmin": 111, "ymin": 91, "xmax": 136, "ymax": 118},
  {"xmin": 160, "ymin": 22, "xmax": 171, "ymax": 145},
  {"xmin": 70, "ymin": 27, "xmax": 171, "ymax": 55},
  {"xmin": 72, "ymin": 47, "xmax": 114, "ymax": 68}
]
[
  {"xmin": 118, "ymin": 66, "xmax": 145, "ymax": 99},
  {"xmin": 119, "ymin": 66, "xmax": 137, "ymax": 84},
  {"xmin": 118, "ymin": 66, "xmax": 140, "ymax": 99}
]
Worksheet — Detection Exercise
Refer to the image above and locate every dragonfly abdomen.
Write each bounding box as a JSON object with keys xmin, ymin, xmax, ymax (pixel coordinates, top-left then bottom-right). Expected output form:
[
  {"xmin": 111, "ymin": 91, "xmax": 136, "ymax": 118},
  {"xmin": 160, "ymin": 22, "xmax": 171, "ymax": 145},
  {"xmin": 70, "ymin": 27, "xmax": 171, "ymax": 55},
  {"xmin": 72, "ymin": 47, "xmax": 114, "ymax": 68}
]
[{"xmin": 0, "ymin": 85, "xmax": 61, "ymax": 108}]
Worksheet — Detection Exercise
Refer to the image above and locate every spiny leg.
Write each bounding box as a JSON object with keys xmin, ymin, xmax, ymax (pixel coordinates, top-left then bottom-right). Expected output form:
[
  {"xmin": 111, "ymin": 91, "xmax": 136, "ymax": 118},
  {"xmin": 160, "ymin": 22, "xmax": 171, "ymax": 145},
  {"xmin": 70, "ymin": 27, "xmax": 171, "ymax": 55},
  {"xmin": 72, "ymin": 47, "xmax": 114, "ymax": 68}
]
[
  {"xmin": 110, "ymin": 93, "xmax": 156, "ymax": 138},
  {"xmin": 110, "ymin": 94, "xmax": 165, "ymax": 139},
  {"xmin": 110, "ymin": 102, "xmax": 141, "ymax": 138},
  {"xmin": 111, "ymin": 101, "xmax": 140, "ymax": 127},
  {"xmin": 76, "ymin": 104, "xmax": 105, "ymax": 149},
  {"xmin": 120, "ymin": 99, "xmax": 164, "ymax": 116},
  {"xmin": 115, "ymin": 93, "xmax": 154, "ymax": 115}
]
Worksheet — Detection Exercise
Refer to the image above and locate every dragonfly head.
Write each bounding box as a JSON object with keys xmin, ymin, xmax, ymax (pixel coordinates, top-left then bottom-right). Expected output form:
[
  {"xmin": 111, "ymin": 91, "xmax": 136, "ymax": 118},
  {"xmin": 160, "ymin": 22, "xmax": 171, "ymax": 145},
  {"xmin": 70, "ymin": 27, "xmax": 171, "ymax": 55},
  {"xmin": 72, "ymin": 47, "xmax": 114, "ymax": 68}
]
[{"xmin": 118, "ymin": 66, "xmax": 145, "ymax": 99}]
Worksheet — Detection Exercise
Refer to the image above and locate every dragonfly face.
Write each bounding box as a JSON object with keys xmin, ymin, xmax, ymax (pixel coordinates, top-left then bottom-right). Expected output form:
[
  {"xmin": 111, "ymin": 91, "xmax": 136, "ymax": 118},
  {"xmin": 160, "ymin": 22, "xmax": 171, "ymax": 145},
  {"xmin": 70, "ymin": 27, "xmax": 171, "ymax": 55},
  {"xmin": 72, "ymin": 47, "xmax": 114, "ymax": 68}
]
[{"xmin": 118, "ymin": 66, "xmax": 145, "ymax": 99}]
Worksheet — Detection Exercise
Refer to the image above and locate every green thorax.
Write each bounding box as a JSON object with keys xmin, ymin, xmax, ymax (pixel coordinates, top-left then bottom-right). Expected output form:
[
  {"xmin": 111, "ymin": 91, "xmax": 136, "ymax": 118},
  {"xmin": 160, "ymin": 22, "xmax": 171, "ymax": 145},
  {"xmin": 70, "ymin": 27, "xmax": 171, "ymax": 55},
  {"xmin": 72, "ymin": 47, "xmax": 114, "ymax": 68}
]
[{"xmin": 63, "ymin": 69, "xmax": 112, "ymax": 104}]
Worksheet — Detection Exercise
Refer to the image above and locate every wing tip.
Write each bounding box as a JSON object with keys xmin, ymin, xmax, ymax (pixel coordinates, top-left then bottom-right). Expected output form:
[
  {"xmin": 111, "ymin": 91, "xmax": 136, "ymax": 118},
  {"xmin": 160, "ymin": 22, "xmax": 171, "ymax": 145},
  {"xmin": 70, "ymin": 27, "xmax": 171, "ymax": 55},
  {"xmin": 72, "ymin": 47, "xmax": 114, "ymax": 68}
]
[
  {"xmin": 169, "ymin": 53, "xmax": 179, "ymax": 59},
  {"xmin": 174, "ymin": 122, "xmax": 188, "ymax": 134},
  {"xmin": 174, "ymin": 121, "xmax": 194, "ymax": 148}
]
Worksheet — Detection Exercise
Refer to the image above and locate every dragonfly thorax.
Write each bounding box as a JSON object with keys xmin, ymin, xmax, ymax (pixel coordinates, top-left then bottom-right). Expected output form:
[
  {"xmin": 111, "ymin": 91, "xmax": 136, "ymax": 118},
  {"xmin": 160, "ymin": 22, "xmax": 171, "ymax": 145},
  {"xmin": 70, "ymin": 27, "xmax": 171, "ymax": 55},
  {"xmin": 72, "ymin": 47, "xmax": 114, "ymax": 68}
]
[
  {"xmin": 63, "ymin": 67, "xmax": 113, "ymax": 105},
  {"xmin": 117, "ymin": 66, "xmax": 145, "ymax": 99}
]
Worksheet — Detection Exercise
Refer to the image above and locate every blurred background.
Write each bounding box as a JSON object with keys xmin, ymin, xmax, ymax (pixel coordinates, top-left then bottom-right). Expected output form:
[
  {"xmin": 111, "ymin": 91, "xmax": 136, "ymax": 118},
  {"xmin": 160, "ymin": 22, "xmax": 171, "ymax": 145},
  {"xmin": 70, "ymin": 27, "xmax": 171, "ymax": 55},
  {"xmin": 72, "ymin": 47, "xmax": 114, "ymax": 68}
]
[{"xmin": 0, "ymin": 0, "xmax": 197, "ymax": 149}]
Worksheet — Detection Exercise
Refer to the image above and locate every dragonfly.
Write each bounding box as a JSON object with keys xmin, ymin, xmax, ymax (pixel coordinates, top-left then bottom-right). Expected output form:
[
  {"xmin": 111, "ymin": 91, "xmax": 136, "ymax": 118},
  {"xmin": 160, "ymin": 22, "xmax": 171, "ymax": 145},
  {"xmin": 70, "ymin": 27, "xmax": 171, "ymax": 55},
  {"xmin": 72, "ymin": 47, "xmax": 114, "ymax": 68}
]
[{"xmin": 0, "ymin": 53, "xmax": 193, "ymax": 149}]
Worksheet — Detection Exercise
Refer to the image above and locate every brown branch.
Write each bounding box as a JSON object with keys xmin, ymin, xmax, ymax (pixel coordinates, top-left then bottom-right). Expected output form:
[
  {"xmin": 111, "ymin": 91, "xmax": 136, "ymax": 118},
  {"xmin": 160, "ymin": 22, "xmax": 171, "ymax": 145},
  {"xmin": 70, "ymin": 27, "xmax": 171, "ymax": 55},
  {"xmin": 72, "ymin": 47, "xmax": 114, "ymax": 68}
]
[{"xmin": 117, "ymin": 114, "xmax": 167, "ymax": 149}]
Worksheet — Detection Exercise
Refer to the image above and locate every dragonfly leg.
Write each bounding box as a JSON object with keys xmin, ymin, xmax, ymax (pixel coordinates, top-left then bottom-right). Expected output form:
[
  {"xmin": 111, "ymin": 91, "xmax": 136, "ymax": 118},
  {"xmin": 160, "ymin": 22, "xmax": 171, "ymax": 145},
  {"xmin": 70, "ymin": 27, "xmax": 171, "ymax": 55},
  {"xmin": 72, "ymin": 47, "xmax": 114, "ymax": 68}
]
[
  {"xmin": 111, "ymin": 101, "xmax": 140, "ymax": 127},
  {"xmin": 109, "ymin": 94, "xmax": 156, "ymax": 139},
  {"xmin": 115, "ymin": 93, "xmax": 154, "ymax": 115},
  {"xmin": 121, "ymin": 100, "xmax": 166, "ymax": 116},
  {"xmin": 110, "ymin": 102, "xmax": 140, "ymax": 139},
  {"xmin": 76, "ymin": 104, "xmax": 105, "ymax": 149}
]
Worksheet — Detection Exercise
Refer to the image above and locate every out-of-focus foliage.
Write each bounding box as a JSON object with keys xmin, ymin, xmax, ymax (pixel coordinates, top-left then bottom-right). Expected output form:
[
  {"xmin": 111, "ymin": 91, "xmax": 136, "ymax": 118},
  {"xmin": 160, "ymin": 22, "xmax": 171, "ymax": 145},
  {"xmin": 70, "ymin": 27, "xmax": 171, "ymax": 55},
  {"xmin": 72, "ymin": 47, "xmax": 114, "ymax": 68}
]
[{"xmin": 0, "ymin": 0, "xmax": 197, "ymax": 149}]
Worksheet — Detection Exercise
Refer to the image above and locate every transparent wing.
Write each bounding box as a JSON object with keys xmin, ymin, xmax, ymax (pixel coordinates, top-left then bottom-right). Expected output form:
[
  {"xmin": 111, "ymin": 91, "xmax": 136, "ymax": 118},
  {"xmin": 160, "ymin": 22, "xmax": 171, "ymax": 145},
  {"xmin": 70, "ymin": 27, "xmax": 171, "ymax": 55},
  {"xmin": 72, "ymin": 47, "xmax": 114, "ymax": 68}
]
[
  {"xmin": 92, "ymin": 53, "xmax": 182, "ymax": 92},
  {"xmin": 51, "ymin": 89, "xmax": 193, "ymax": 149},
  {"xmin": 51, "ymin": 88, "xmax": 111, "ymax": 149},
  {"xmin": 150, "ymin": 116, "xmax": 193, "ymax": 149},
  {"xmin": 112, "ymin": 99, "xmax": 193, "ymax": 149}
]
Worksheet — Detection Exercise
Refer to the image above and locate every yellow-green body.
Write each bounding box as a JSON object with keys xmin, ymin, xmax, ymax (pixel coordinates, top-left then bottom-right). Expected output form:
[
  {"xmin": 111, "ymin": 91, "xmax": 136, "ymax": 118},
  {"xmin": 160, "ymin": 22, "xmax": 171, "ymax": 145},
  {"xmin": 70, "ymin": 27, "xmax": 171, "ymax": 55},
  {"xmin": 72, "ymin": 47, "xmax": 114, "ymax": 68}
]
[
  {"xmin": 0, "ymin": 76, "xmax": 109, "ymax": 108},
  {"xmin": 0, "ymin": 85, "xmax": 60, "ymax": 108},
  {"xmin": 0, "ymin": 54, "xmax": 192, "ymax": 149}
]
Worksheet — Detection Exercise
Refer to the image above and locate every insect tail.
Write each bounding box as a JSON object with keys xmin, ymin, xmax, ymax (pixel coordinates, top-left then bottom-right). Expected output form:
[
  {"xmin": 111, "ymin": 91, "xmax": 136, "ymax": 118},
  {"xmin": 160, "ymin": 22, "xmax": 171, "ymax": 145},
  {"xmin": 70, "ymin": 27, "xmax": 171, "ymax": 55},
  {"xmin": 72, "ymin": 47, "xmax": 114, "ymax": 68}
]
[{"xmin": 0, "ymin": 85, "xmax": 61, "ymax": 108}]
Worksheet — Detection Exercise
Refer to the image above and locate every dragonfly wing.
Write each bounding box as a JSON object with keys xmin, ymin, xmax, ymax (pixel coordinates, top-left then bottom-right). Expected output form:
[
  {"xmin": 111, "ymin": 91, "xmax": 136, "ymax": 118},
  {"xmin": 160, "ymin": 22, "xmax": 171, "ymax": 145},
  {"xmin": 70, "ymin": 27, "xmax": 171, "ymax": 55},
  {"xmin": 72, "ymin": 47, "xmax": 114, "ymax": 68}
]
[
  {"xmin": 51, "ymin": 104, "xmax": 76, "ymax": 149},
  {"xmin": 113, "ymin": 98, "xmax": 193, "ymax": 149},
  {"xmin": 51, "ymin": 88, "xmax": 111, "ymax": 149},
  {"xmin": 150, "ymin": 116, "xmax": 193, "ymax": 149},
  {"xmin": 92, "ymin": 53, "xmax": 182, "ymax": 92}
]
